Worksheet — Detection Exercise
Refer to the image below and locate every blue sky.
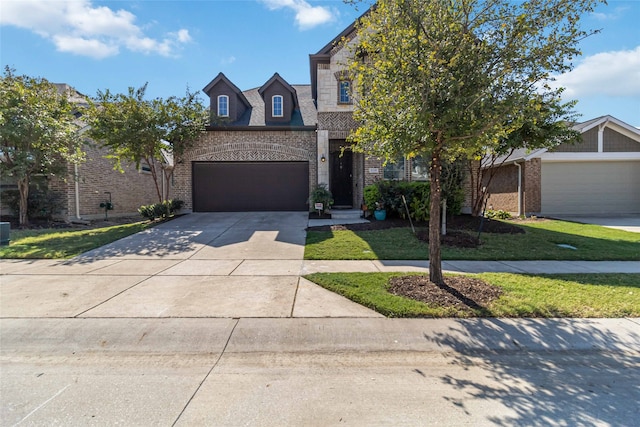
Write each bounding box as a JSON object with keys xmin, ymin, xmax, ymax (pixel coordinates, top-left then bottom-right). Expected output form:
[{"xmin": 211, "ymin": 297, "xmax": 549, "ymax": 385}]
[{"xmin": 1, "ymin": 0, "xmax": 639, "ymax": 126}]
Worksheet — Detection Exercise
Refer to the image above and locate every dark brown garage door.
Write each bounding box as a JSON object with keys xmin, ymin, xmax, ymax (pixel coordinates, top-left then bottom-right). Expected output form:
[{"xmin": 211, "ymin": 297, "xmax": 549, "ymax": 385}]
[{"xmin": 192, "ymin": 161, "xmax": 309, "ymax": 211}]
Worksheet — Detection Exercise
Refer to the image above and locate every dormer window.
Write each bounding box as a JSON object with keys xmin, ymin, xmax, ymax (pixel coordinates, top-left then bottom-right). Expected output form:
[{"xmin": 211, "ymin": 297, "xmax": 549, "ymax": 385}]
[
  {"xmin": 339, "ymin": 80, "xmax": 351, "ymax": 104},
  {"xmin": 272, "ymin": 95, "xmax": 283, "ymax": 117},
  {"xmin": 217, "ymin": 95, "xmax": 229, "ymax": 117}
]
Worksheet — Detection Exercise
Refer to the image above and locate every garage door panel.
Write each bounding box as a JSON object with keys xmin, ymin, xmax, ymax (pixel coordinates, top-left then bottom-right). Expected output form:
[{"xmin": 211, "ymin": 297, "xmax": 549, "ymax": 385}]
[
  {"xmin": 541, "ymin": 161, "xmax": 640, "ymax": 215},
  {"xmin": 193, "ymin": 162, "xmax": 309, "ymax": 212}
]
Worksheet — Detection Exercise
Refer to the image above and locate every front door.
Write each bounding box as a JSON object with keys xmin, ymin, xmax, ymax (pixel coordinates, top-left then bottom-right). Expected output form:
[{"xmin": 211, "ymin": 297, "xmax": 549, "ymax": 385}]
[{"xmin": 330, "ymin": 150, "xmax": 353, "ymax": 207}]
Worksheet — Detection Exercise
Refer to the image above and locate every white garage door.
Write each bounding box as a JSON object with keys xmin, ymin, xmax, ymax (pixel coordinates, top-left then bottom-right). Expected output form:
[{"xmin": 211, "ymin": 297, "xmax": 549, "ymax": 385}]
[{"xmin": 541, "ymin": 161, "xmax": 640, "ymax": 215}]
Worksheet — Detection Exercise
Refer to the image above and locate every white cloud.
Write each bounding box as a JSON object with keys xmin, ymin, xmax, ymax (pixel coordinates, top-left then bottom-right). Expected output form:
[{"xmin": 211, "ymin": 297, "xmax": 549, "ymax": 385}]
[
  {"xmin": 551, "ymin": 46, "xmax": 640, "ymax": 97},
  {"xmin": 260, "ymin": 0, "xmax": 334, "ymax": 30},
  {"xmin": 0, "ymin": 0, "xmax": 191, "ymax": 58},
  {"xmin": 591, "ymin": 6, "xmax": 629, "ymax": 21},
  {"xmin": 221, "ymin": 56, "xmax": 237, "ymax": 65}
]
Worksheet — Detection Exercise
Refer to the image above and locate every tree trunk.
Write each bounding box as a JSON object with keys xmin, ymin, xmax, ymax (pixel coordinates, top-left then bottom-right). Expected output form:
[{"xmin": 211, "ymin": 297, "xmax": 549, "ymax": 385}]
[
  {"xmin": 429, "ymin": 147, "xmax": 444, "ymax": 285},
  {"xmin": 17, "ymin": 177, "xmax": 30, "ymax": 227}
]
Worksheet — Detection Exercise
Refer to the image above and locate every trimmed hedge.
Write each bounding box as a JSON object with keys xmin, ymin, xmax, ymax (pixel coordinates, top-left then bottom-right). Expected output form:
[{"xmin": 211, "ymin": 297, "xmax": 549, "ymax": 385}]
[
  {"xmin": 138, "ymin": 199, "xmax": 184, "ymax": 221},
  {"xmin": 364, "ymin": 180, "xmax": 464, "ymax": 221}
]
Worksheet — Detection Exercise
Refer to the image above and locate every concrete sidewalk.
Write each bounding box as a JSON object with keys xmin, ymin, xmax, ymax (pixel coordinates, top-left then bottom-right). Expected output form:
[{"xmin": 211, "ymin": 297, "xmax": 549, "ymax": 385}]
[{"xmin": 2, "ymin": 317, "xmax": 639, "ymax": 426}]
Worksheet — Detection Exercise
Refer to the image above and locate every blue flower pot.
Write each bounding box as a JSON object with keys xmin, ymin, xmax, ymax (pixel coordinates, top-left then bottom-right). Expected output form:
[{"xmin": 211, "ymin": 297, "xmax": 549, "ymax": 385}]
[{"xmin": 374, "ymin": 209, "xmax": 387, "ymax": 221}]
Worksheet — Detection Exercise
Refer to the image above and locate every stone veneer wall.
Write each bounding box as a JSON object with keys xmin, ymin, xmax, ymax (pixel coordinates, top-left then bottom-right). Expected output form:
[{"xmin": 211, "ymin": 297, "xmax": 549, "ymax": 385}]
[{"xmin": 173, "ymin": 129, "xmax": 317, "ymax": 212}]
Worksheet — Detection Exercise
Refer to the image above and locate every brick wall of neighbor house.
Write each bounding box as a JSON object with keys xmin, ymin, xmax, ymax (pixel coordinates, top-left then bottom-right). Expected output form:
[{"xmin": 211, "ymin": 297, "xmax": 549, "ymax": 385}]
[
  {"xmin": 50, "ymin": 142, "xmax": 161, "ymax": 221},
  {"xmin": 484, "ymin": 164, "xmax": 519, "ymax": 213},
  {"xmin": 173, "ymin": 130, "xmax": 317, "ymax": 211},
  {"xmin": 482, "ymin": 158, "xmax": 541, "ymax": 216},
  {"xmin": 523, "ymin": 158, "xmax": 541, "ymax": 214}
]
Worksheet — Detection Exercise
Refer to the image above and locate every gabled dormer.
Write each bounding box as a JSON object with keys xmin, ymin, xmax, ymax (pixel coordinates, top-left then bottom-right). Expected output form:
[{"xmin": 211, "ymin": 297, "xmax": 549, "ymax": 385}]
[
  {"xmin": 202, "ymin": 72, "xmax": 251, "ymax": 124},
  {"xmin": 258, "ymin": 73, "xmax": 298, "ymax": 124}
]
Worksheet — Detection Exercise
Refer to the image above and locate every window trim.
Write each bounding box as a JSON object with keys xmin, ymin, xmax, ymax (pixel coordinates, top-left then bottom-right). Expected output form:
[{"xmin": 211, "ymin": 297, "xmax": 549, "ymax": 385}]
[
  {"xmin": 217, "ymin": 95, "xmax": 229, "ymax": 117},
  {"xmin": 272, "ymin": 95, "xmax": 284, "ymax": 117},
  {"xmin": 338, "ymin": 80, "xmax": 352, "ymax": 104}
]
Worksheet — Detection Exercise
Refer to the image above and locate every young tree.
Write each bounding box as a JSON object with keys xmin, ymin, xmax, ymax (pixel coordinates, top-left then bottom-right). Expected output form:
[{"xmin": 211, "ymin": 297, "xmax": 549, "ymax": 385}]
[
  {"xmin": 0, "ymin": 67, "xmax": 84, "ymax": 226},
  {"xmin": 87, "ymin": 84, "xmax": 207, "ymax": 203},
  {"xmin": 346, "ymin": 0, "xmax": 600, "ymax": 285}
]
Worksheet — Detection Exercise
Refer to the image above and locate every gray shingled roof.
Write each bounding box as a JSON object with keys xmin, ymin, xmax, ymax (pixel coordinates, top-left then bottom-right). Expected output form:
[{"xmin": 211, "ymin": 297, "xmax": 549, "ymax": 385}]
[{"xmin": 235, "ymin": 85, "xmax": 316, "ymax": 127}]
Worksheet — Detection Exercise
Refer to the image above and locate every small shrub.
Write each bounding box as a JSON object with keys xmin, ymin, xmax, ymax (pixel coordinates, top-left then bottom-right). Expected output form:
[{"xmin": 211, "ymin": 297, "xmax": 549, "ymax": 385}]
[
  {"xmin": 138, "ymin": 199, "xmax": 184, "ymax": 221},
  {"xmin": 363, "ymin": 185, "xmax": 381, "ymax": 211},
  {"xmin": 3, "ymin": 187, "xmax": 63, "ymax": 221},
  {"xmin": 485, "ymin": 209, "xmax": 512, "ymax": 220},
  {"xmin": 309, "ymin": 184, "xmax": 333, "ymax": 212}
]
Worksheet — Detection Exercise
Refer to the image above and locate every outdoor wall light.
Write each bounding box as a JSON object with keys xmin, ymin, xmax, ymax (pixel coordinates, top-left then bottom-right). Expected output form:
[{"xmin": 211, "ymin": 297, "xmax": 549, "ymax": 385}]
[{"xmin": 321, "ymin": 155, "xmax": 327, "ymax": 163}]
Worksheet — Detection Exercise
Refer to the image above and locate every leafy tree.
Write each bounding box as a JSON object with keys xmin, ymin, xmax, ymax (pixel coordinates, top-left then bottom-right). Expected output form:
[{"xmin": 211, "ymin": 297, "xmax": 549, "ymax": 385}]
[
  {"xmin": 0, "ymin": 67, "xmax": 84, "ymax": 226},
  {"xmin": 468, "ymin": 101, "xmax": 581, "ymax": 216},
  {"xmin": 346, "ymin": 0, "xmax": 601, "ymax": 284},
  {"xmin": 87, "ymin": 84, "xmax": 207, "ymax": 203}
]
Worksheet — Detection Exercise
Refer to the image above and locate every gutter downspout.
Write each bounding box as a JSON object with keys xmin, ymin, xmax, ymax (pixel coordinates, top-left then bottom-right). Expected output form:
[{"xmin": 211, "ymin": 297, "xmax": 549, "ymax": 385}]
[
  {"xmin": 515, "ymin": 162, "xmax": 522, "ymax": 217},
  {"xmin": 74, "ymin": 164, "xmax": 81, "ymax": 219}
]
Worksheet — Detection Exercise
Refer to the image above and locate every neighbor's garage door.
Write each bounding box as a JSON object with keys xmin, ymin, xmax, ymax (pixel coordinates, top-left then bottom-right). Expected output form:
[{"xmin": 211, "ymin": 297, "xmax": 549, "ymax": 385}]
[
  {"xmin": 541, "ymin": 161, "xmax": 640, "ymax": 215},
  {"xmin": 192, "ymin": 161, "xmax": 309, "ymax": 211}
]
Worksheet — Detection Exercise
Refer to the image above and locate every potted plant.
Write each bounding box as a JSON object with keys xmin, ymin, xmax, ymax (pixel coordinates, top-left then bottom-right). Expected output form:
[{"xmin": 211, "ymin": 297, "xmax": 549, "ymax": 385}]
[{"xmin": 373, "ymin": 200, "xmax": 387, "ymax": 221}]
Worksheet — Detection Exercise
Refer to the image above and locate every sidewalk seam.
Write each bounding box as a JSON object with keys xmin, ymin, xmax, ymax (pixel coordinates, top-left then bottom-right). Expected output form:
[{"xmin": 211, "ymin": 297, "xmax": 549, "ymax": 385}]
[{"xmin": 171, "ymin": 318, "xmax": 240, "ymax": 427}]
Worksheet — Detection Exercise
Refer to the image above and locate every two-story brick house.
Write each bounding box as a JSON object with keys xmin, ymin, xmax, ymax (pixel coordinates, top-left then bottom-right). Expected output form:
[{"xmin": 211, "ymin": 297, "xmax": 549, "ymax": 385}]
[{"xmin": 175, "ymin": 18, "xmax": 431, "ymax": 213}]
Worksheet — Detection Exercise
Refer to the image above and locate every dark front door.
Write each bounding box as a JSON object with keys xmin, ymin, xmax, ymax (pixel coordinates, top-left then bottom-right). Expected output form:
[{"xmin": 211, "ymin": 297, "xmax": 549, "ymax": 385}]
[
  {"xmin": 330, "ymin": 150, "xmax": 353, "ymax": 207},
  {"xmin": 192, "ymin": 161, "xmax": 309, "ymax": 212}
]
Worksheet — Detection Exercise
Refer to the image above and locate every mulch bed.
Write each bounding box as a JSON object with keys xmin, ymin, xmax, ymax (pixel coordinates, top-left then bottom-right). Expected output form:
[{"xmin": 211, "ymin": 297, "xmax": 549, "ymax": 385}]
[
  {"xmin": 389, "ymin": 275, "xmax": 503, "ymax": 315},
  {"xmin": 307, "ymin": 214, "xmax": 527, "ymax": 249}
]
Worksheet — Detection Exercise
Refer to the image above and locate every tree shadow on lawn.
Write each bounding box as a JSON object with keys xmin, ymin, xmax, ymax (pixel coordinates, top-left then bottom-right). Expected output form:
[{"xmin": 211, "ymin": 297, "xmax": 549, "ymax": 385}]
[
  {"xmin": 422, "ymin": 318, "xmax": 640, "ymax": 425},
  {"xmin": 305, "ymin": 216, "xmax": 640, "ymax": 261}
]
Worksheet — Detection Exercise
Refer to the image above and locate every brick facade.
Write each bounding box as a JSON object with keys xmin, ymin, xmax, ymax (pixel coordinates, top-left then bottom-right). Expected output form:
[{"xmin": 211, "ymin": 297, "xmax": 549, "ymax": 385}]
[
  {"xmin": 483, "ymin": 158, "xmax": 541, "ymax": 216},
  {"xmin": 48, "ymin": 142, "xmax": 160, "ymax": 221},
  {"xmin": 174, "ymin": 129, "xmax": 317, "ymax": 212}
]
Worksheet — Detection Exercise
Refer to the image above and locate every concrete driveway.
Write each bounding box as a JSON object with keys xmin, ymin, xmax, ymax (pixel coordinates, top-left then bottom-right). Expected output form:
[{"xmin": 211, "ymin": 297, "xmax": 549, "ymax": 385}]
[
  {"xmin": 553, "ymin": 215, "xmax": 640, "ymax": 233},
  {"xmin": 0, "ymin": 212, "xmax": 380, "ymax": 319}
]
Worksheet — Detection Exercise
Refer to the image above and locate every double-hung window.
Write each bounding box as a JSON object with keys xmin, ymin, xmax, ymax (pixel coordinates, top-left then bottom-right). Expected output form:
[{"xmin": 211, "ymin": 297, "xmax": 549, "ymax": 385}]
[
  {"xmin": 217, "ymin": 95, "xmax": 229, "ymax": 117},
  {"xmin": 272, "ymin": 95, "xmax": 283, "ymax": 117},
  {"xmin": 383, "ymin": 156, "xmax": 405, "ymax": 180}
]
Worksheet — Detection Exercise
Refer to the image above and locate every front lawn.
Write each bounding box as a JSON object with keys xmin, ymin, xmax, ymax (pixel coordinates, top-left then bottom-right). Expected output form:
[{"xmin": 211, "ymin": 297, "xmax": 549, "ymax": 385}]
[
  {"xmin": 0, "ymin": 221, "xmax": 152, "ymax": 259},
  {"xmin": 304, "ymin": 272, "xmax": 640, "ymax": 318},
  {"xmin": 305, "ymin": 219, "xmax": 640, "ymax": 261}
]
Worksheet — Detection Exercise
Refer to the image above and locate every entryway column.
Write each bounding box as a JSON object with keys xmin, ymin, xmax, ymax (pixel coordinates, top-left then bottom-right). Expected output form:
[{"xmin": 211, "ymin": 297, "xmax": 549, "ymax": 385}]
[{"xmin": 317, "ymin": 130, "xmax": 329, "ymax": 186}]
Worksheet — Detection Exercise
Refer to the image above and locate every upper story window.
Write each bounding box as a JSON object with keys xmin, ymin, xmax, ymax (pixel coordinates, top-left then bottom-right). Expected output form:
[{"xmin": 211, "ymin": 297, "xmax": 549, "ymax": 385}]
[
  {"xmin": 339, "ymin": 80, "xmax": 351, "ymax": 104},
  {"xmin": 272, "ymin": 95, "xmax": 283, "ymax": 117},
  {"xmin": 383, "ymin": 156, "xmax": 405, "ymax": 180},
  {"xmin": 217, "ymin": 95, "xmax": 229, "ymax": 117}
]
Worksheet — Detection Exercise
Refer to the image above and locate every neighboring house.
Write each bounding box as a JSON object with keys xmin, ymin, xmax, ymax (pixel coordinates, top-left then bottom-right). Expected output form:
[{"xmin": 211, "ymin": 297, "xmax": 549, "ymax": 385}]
[
  {"xmin": 483, "ymin": 115, "xmax": 640, "ymax": 216},
  {"xmin": 0, "ymin": 84, "xmax": 162, "ymax": 222},
  {"xmin": 176, "ymin": 19, "xmax": 432, "ymax": 213}
]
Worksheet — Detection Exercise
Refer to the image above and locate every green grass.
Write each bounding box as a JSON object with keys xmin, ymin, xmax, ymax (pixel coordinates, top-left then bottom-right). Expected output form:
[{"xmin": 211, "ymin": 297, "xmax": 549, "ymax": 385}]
[
  {"xmin": 0, "ymin": 221, "xmax": 152, "ymax": 259},
  {"xmin": 304, "ymin": 272, "xmax": 640, "ymax": 318},
  {"xmin": 305, "ymin": 220, "xmax": 640, "ymax": 261}
]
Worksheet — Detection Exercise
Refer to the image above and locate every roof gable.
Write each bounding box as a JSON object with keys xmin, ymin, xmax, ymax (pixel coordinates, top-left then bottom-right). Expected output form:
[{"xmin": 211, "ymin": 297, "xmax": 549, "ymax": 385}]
[
  {"xmin": 258, "ymin": 73, "xmax": 298, "ymax": 109},
  {"xmin": 202, "ymin": 72, "xmax": 250, "ymax": 108}
]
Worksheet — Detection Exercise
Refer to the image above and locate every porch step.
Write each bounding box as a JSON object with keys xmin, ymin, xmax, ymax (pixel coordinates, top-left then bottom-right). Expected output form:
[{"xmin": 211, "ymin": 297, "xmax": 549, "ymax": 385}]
[{"xmin": 329, "ymin": 209, "xmax": 364, "ymax": 220}]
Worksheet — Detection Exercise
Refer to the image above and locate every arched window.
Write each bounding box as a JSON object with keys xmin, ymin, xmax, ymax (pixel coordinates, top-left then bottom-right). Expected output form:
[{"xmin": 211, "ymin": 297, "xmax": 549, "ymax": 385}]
[
  {"xmin": 272, "ymin": 95, "xmax": 283, "ymax": 117},
  {"xmin": 339, "ymin": 80, "xmax": 351, "ymax": 104},
  {"xmin": 217, "ymin": 95, "xmax": 229, "ymax": 117}
]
